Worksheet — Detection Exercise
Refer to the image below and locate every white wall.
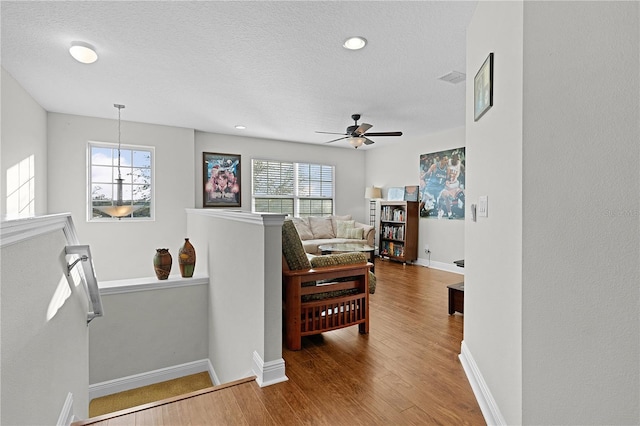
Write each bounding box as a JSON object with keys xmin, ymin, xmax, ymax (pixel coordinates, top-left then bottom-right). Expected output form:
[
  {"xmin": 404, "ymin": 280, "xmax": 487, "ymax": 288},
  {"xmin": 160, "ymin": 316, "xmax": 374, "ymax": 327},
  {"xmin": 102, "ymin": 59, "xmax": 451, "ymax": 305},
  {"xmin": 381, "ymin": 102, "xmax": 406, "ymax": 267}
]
[
  {"xmin": 1, "ymin": 67, "xmax": 48, "ymax": 218},
  {"xmin": 186, "ymin": 210, "xmax": 285, "ymax": 385},
  {"xmin": 464, "ymin": 2, "xmax": 524, "ymax": 424},
  {"xmin": 47, "ymin": 113, "xmax": 196, "ymax": 281},
  {"xmin": 88, "ymin": 283, "xmax": 209, "ymax": 384},
  {"xmin": 365, "ymin": 126, "xmax": 466, "ymax": 268},
  {"xmin": 1, "ymin": 219, "xmax": 90, "ymax": 424},
  {"xmin": 195, "ymin": 131, "xmax": 368, "ymax": 224},
  {"xmin": 44, "ymin": 119, "xmax": 369, "ymax": 282},
  {"xmin": 521, "ymin": 2, "xmax": 639, "ymax": 424},
  {"xmin": 464, "ymin": 1, "xmax": 640, "ymax": 425}
]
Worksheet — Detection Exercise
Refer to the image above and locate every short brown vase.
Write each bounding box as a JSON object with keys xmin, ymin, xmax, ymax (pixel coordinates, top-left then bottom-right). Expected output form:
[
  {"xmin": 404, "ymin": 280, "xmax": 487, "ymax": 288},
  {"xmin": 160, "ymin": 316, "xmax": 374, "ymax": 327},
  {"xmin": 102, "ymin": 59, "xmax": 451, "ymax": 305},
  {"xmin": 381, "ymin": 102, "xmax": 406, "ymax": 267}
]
[
  {"xmin": 153, "ymin": 248, "xmax": 172, "ymax": 280},
  {"xmin": 178, "ymin": 238, "xmax": 196, "ymax": 278}
]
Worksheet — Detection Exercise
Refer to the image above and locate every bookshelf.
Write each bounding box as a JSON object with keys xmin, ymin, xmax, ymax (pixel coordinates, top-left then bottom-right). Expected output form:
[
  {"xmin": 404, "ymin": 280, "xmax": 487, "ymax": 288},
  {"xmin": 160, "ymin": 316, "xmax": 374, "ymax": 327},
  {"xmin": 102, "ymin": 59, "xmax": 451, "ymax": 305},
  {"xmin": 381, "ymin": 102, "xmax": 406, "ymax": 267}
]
[{"xmin": 379, "ymin": 201, "xmax": 419, "ymax": 263}]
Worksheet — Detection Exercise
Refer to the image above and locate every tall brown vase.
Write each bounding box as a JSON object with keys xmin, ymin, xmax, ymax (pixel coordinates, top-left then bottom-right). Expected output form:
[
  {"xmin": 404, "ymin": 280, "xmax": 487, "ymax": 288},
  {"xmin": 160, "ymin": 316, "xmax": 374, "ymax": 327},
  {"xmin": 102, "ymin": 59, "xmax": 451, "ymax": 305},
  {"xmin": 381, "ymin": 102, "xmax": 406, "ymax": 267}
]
[
  {"xmin": 153, "ymin": 248, "xmax": 172, "ymax": 280},
  {"xmin": 178, "ymin": 238, "xmax": 196, "ymax": 278}
]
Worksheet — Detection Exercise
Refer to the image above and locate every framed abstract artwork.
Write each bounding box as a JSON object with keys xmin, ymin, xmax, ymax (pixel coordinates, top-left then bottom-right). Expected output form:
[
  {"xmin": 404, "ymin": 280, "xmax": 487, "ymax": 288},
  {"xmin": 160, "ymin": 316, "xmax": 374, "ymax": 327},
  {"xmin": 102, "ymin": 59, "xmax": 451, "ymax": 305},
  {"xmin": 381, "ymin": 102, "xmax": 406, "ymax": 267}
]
[
  {"xmin": 203, "ymin": 152, "xmax": 241, "ymax": 207},
  {"xmin": 474, "ymin": 52, "xmax": 494, "ymax": 121},
  {"xmin": 387, "ymin": 187, "xmax": 404, "ymax": 201}
]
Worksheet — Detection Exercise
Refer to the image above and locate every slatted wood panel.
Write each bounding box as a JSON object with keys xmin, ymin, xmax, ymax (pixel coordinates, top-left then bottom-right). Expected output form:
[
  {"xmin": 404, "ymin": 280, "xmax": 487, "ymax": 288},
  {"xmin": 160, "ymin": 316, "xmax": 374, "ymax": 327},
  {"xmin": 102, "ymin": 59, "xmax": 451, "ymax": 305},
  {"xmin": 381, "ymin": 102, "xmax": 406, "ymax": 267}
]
[
  {"xmin": 300, "ymin": 292, "xmax": 367, "ymax": 335},
  {"xmin": 75, "ymin": 260, "xmax": 484, "ymax": 425}
]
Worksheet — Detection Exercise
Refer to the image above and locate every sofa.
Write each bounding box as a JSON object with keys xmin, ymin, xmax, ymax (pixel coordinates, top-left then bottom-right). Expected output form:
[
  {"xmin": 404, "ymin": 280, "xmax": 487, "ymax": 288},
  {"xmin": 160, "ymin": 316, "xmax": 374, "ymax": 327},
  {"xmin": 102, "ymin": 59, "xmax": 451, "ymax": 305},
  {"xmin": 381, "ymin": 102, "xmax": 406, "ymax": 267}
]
[{"xmin": 290, "ymin": 215, "xmax": 375, "ymax": 255}]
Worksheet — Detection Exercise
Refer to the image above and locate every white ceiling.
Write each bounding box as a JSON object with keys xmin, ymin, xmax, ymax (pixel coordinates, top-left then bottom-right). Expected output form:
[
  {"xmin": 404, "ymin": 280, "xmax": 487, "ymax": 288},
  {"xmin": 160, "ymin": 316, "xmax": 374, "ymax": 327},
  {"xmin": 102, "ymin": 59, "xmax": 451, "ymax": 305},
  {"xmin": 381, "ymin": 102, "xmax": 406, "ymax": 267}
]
[{"xmin": 1, "ymin": 1, "xmax": 477, "ymax": 150}]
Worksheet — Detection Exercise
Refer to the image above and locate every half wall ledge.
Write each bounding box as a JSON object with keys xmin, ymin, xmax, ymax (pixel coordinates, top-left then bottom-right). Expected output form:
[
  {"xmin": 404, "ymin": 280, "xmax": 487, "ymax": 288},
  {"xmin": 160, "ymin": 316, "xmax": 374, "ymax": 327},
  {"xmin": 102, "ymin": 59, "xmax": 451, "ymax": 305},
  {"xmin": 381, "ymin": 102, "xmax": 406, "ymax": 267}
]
[{"xmin": 98, "ymin": 274, "xmax": 209, "ymax": 295}]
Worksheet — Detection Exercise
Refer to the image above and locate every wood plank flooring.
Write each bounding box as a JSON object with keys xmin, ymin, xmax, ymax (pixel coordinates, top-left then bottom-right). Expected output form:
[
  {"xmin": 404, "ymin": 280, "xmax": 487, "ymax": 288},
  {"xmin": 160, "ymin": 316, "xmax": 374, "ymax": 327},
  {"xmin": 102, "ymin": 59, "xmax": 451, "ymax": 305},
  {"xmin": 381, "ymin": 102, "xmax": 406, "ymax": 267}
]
[{"xmin": 76, "ymin": 260, "xmax": 484, "ymax": 425}]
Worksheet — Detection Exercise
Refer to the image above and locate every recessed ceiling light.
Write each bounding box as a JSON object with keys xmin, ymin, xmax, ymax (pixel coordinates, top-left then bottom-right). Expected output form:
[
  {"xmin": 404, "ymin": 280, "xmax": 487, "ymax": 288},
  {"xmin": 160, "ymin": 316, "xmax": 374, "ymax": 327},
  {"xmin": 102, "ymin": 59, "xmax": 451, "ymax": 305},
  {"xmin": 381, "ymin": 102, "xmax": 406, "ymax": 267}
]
[
  {"xmin": 69, "ymin": 41, "xmax": 98, "ymax": 64},
  {"xmin": 343, "ymin": 36, "xmax": 367, "ymax": 50},
  {"xmin": 234, "ymin": 125, "xmax": 246, "ymax": 130}
]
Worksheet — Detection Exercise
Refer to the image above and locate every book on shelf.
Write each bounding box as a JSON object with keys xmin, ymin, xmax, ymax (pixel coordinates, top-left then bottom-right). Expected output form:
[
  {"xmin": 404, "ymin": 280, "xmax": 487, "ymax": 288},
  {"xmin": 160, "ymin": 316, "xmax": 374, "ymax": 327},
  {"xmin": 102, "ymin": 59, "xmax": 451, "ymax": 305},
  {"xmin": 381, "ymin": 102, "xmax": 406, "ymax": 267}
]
[
  {"xmin": 381, "ymin": 206, "xmax": 406, "ymax": 222},
  {"xmin": 380, "ymin": 240, "xmax": 404, "ymax": 258}
]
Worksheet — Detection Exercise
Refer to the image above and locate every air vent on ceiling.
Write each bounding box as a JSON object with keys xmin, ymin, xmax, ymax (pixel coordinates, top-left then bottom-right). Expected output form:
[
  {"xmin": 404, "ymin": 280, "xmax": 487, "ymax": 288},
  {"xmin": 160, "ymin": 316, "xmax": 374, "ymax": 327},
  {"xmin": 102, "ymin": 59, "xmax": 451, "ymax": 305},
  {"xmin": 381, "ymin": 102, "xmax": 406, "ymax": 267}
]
[{"xmin": 438, "ymin": 71, "xmax": 466, "ymax": 84}]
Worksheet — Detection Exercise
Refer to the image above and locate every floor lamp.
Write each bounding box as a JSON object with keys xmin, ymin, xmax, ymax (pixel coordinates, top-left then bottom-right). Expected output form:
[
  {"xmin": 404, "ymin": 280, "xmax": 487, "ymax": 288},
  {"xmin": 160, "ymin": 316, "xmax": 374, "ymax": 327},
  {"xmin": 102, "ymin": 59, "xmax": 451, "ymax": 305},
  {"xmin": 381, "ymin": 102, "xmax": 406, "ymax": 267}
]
[
  {"xmin": 364, "ymin": 186, "xmax": 382, "ymax": 227},
  {"xmin": 365, "ymin": 186, "xmax": 382, "ymax": 255}
]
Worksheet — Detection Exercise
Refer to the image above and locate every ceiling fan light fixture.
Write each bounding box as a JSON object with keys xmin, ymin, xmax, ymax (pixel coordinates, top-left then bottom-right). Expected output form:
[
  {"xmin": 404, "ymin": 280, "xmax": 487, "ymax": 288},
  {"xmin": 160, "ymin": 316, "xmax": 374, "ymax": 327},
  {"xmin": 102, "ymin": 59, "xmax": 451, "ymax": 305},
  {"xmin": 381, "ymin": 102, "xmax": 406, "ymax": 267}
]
[
  {"xmin": 343, "ymin": 36, "xmax": 367, "ymax": 50},
  {"xmin": 69, "ymin": 41, "xmax": 98, "ymax": 64},
  {"xmin": 348, "ymin": 136, "xmax": 366, "ymax": 148}
]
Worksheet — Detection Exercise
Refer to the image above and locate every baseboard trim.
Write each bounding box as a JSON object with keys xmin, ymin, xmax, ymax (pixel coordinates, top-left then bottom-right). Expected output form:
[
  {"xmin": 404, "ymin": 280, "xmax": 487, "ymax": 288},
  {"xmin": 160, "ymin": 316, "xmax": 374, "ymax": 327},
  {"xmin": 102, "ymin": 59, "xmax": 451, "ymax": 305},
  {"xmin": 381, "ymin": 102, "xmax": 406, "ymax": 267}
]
[
  {"xmin": 89, "ymin": 359, "xmax": 217, "ymax": 400},
  {"xmin": 56, "ymin": 392, "xmax": 75, "ymax": 426},
  {"xmin": 251, "ymin": 351, "xmax": 288, "ymax": 387},
  {"xmin": 413, "ymin": 258, "xmax": 465, "ymax": 274},
  {"xmin": 459, "ymin": 341, "xmax": 506, "ymax": 426}
]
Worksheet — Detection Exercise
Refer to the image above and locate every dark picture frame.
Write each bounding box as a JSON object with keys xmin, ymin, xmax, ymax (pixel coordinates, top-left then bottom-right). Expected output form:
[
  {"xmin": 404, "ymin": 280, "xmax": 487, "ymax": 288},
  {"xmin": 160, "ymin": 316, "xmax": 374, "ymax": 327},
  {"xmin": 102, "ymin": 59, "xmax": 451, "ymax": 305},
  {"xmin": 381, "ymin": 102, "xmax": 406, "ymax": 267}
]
[
  {"xmin": 203, "ymin": 152, "xmax": 241, "ymax": 207},
  {"xmin": 474, "ymin": 52, "xmax": 494, "ymax": 121}
]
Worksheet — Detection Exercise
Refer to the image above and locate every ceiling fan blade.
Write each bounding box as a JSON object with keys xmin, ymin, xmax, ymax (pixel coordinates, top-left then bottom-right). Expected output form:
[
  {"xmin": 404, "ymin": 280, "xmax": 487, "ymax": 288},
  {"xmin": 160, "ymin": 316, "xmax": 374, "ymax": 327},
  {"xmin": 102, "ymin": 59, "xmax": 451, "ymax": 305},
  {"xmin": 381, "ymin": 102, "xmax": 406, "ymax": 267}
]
[
  {"xmin": 355, "ymin": 123, "xmax": 372, "ymax": 135},
  {"xmin": 325, "ymin": 136, "xmax": 348, "ymax": 144},
  {"xmin": 362, "ymin": 131, "xmax": 403, "ymax": 137},
  {"xmin": 363, "ymin": 137, "xmax": 375, "ymax": 145},
  {"xmin": 316, "ymin": 131, "xmax": 348, "ymax": 135}
]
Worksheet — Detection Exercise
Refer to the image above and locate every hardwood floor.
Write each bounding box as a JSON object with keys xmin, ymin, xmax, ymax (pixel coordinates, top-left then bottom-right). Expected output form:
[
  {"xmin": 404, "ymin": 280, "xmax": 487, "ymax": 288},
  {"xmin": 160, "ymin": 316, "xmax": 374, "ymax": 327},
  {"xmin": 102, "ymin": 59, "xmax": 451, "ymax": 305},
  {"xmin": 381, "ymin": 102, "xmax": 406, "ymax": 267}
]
[{"xmin": 76, "ymin": 260, "xmax": 484, "ymax": 425}]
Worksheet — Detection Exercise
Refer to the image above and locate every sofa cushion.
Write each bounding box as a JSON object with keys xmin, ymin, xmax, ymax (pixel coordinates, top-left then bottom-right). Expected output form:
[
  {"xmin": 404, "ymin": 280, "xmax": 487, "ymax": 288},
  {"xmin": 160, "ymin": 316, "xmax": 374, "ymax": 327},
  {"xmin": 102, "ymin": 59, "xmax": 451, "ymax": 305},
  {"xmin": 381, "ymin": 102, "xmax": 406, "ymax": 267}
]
[
  {"xmin": 282, "ymin": 220, "xmax": 312, "ymax": 271},
  {"xmin": 310, "ymin": 252, "xmax": 366, "ymax": 268},
  {"xmin": 335, "ymin": 220, "xmax": 356, "ymax": 238},
  {"xmin": 291, "ymin": 217, "xmax": 313, "ymax": 240},
  {"xmin": 308, "ymin": 216, "xmax": 335, "ymax": 239}
]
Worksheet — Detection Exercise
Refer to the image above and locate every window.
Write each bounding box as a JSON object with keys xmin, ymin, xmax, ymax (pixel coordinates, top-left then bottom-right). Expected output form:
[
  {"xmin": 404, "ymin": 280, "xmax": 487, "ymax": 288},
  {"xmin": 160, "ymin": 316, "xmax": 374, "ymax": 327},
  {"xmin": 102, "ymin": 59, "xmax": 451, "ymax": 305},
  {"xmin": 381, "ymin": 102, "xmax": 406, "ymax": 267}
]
[
  {"xmin": 252, "ymin": 159, "xmax": 334, "ymax": 217},
  {"xmin": 88, "ymin": 142, "xmax": 153, "ymax": 220}
]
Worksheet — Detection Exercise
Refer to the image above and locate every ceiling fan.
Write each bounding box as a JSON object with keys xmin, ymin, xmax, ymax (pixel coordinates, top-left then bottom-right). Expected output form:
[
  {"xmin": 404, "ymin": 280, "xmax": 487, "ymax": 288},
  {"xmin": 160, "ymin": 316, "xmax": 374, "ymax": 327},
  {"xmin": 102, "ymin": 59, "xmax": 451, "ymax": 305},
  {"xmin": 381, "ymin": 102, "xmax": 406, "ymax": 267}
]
[{"xmin": 316, "ymin": 114, "xmax": 403, "ymax": 148}]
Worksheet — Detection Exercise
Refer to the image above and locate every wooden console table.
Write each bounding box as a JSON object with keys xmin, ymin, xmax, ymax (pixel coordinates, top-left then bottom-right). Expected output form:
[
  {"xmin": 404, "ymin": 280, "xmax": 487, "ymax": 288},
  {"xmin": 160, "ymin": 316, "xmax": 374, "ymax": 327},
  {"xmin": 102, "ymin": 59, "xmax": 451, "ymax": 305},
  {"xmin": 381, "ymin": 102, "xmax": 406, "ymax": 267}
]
[{"xmin": 447, "ymin": 282, "xmax": 464, "ymax": 315}]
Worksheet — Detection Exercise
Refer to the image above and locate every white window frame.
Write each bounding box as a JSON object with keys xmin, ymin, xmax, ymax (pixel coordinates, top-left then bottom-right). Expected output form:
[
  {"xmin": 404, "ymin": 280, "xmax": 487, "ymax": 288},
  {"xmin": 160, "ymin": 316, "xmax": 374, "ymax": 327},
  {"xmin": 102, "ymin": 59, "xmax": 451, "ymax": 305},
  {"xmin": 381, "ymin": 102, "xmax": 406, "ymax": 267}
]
[
  {"xmin": 251, "ymin": 158, "xmax": 335, "ymax": 217},
  {"xmin": 87, "ymin": 141, "xmax": 155, "ymax": 222}
]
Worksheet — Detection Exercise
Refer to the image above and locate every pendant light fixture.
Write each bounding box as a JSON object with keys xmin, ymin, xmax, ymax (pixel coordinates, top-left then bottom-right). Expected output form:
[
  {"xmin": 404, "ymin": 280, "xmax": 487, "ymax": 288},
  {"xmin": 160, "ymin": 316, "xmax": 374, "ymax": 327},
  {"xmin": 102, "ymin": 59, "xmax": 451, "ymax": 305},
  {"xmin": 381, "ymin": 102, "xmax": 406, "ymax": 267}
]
[{"xmin": 95, "ymin": 104, "xmax": 138, "ymax": 219}]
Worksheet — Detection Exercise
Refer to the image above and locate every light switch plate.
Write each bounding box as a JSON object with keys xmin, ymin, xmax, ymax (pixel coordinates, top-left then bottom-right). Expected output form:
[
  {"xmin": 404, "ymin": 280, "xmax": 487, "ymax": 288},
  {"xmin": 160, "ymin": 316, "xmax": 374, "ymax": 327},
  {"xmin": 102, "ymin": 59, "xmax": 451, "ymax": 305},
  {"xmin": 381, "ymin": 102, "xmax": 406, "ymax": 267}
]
[{"xmin": 478, "ymin": 196, "xmax": 488, "ymax": 217}]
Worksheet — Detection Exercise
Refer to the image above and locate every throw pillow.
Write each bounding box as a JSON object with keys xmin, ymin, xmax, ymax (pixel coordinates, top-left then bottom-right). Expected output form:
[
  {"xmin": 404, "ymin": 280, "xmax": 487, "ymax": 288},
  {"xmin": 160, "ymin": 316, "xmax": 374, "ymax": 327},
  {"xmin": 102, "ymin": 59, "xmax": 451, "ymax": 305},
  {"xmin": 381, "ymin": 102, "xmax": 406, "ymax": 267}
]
[
  {"xmin": 343, "ymin": 227, "xmax": 364, "ymax": 239},
  {"xmin": 291, "ymin": 217, "xmax": 313, "ymax": 240},
  {"xmin": 335, "ymin": 220, "xmax": 356, "ymax": 238},
  {"xmin": 331, "ymin": 214, "xmax": 352, "ymax": 235},
  {"xmin": 308, "ymin": 216, "xmax": 335, "ymax": 239}
]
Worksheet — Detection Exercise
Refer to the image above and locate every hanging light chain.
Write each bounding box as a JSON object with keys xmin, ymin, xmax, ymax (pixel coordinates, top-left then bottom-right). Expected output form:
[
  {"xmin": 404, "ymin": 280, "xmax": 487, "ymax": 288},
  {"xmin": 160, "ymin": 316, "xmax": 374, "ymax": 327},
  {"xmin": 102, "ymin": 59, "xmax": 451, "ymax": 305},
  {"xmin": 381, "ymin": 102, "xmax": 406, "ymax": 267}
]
[{"xmin": 114, "ymin": 104, "xmax": 125, "ymax": 179}]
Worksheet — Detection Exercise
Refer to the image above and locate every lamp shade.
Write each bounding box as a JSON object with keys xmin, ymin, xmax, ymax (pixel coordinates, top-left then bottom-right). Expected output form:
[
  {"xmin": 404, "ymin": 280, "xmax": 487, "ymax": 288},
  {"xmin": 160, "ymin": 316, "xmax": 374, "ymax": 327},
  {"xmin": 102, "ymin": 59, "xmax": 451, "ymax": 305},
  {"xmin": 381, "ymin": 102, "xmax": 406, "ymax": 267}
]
[
  {"xmin": 365, "ymin": 186, "xmax": 382, "ymax": 199},
  {"xmin": 95, "ymin": 205, "xmax": 137, "ymax": 218},
  {"xmin": 348, "ymin": 136, "xmax": 365, "ymax": 148}
]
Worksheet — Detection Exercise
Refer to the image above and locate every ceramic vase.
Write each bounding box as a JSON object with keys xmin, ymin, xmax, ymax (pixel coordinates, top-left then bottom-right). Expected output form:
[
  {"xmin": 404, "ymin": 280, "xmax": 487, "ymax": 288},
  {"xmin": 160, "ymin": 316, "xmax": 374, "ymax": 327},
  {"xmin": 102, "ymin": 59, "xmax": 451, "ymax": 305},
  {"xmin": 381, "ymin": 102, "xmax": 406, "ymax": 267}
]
[
  {"xmin": 154, "ymin": 248, "xmax": 172, "ymax": 280},
  {"xmin": 178, "ymin": 238, "xmax": 196, "ymax": 278}
]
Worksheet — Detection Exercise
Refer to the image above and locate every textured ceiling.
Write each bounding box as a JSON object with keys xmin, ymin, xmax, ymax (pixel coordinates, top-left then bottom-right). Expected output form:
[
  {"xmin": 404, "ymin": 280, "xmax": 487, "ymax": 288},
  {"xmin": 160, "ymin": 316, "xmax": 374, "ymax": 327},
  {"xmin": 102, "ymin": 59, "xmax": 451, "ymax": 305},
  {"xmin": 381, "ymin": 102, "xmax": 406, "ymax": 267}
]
[{"xmin": 1, "ymin": 1, "xmax": 477, "ymax": 150}]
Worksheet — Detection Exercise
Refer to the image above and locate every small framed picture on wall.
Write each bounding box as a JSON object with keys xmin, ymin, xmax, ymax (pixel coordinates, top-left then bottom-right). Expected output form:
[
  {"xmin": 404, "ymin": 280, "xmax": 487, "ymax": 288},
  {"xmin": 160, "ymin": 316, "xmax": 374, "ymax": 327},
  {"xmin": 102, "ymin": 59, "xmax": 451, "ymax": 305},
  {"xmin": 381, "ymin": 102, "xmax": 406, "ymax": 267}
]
[
  {"xmin": 474, "ymin": 52, "xmax": 494, "ymax": 121},
  {"xmin": 387, "ymin": 187, "xmax": 405, "ymax": 201},
  {"xmin": 404, "ymin": 185, "xmax": 419, "ymax": 202}
]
